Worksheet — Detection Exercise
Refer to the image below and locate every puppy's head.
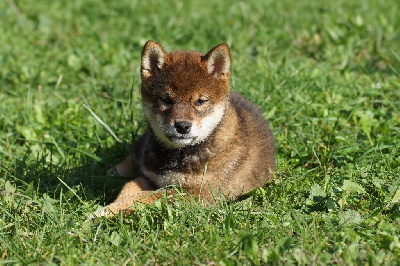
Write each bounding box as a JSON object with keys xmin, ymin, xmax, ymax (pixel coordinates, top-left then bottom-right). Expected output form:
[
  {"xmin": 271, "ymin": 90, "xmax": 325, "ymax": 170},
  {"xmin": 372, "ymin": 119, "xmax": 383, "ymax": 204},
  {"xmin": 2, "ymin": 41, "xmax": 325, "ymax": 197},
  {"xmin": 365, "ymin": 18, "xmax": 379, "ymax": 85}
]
[{"xmin": 140, "ymin": 41, "xmax": 231, "ymax": 148}]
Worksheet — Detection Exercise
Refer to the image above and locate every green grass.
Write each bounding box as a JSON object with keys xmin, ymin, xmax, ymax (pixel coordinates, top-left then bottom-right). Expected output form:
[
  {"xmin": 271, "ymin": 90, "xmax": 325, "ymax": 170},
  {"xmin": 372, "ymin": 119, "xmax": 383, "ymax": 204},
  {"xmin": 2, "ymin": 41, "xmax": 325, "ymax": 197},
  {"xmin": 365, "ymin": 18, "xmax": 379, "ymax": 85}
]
[{"xmin": 1, "ymin": 0, "xmax": 399, "ymax": 264}]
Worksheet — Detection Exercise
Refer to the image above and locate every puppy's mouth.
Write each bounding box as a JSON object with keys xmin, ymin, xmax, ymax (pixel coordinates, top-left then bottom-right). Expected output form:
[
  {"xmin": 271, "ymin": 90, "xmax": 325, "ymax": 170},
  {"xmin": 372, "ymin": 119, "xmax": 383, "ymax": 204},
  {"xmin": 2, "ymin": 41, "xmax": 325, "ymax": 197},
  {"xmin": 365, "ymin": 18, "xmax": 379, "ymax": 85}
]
[{"xmin": 167, "ymin": 134, "xmax": 196, "ymax": 143}]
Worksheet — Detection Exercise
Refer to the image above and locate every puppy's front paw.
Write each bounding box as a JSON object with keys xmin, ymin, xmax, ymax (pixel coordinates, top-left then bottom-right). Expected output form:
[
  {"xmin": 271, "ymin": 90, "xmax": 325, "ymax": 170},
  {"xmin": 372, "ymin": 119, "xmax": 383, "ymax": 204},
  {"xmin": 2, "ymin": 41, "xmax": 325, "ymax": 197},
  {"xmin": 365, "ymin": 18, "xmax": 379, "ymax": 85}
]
[
  {"xmin": 86, "ymin": 207, "xmax": 111, "ymax": 221},
  {"xmin": 107, "ymin": 166, "xmax": 119, "ymax": 176},
  {"xmin": 107, "ymin": 155, "xmax": 134, "ymax": 178}
]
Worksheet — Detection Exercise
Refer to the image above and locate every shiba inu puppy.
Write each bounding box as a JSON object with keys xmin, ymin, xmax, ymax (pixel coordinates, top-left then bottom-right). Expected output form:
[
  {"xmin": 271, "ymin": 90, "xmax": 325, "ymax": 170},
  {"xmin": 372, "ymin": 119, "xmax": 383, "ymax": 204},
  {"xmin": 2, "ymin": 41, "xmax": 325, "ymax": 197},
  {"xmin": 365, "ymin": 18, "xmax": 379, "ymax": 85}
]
[{"xmin": 91, "ymin": 41, "xmax": 275, "ymax": 218}]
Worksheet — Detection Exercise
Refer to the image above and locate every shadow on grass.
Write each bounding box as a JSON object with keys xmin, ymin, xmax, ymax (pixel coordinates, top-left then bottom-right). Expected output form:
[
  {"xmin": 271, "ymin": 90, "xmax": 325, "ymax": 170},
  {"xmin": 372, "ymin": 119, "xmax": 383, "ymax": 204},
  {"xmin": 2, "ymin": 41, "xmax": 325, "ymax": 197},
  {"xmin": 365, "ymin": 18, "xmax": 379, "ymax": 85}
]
[{"xmin": 3, "ymin": 140, "xmax": 138, "ymax": 206}]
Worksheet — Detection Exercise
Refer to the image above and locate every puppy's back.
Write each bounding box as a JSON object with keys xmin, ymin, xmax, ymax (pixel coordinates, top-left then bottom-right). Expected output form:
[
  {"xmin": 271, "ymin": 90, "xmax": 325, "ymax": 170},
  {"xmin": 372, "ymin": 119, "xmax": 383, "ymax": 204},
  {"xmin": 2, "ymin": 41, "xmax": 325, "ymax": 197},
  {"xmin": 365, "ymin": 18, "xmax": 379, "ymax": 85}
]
[{"xmin": 227, "ymin": 91, "xmax": 275, "ymax": 191}]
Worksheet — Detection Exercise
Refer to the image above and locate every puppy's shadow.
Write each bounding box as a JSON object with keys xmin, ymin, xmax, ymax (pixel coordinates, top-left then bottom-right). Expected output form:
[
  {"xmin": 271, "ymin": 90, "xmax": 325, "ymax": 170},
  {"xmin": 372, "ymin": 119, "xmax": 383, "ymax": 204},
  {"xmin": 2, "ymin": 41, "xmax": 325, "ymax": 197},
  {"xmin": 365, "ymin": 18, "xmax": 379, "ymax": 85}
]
[
  {"xmin": 7, "ymin": 140, "xmax": 136, "ymax": 207},
  {"xmin": 70, "ymin": 140, "xmax": 135, "ymax": 205}
]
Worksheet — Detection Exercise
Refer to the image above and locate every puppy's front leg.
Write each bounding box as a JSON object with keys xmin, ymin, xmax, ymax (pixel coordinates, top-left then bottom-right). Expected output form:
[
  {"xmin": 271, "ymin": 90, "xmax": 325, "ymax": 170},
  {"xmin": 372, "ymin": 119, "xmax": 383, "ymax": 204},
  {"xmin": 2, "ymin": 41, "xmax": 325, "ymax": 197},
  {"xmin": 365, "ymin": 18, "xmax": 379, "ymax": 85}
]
[
  {"xmin": 107, "ymin": 154, "xmax": 135, "ymax": 177},
  {"xmin": 88, "ymin": 177, "xmax": 157, "ymax": 219}
]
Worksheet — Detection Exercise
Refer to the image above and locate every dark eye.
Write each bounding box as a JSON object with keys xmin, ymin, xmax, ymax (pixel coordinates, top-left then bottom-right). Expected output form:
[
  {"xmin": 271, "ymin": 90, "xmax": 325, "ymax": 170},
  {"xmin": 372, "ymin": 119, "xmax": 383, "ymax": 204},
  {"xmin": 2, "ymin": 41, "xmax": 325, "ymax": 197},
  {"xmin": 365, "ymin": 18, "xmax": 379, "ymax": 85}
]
[
  {"xmin": 195, "ymin": 98, "xmax": 208, "ymax": 106},
  {"xmin": 160, "ymin": 97, "xmax": 173, "ymax": 106}
]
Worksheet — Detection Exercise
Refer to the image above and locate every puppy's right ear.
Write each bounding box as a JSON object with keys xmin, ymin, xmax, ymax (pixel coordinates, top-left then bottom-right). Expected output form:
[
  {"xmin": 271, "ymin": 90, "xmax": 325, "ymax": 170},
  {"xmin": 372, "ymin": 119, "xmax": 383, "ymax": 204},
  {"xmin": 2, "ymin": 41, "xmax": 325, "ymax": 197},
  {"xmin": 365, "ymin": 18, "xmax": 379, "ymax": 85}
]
[
  {"xmin": 141, "ymin": 41, "xmax": 169, "ymax": 79},
  {"xmin": 202, "ymin": 44, "xmax": 231, "ymax": 80}
]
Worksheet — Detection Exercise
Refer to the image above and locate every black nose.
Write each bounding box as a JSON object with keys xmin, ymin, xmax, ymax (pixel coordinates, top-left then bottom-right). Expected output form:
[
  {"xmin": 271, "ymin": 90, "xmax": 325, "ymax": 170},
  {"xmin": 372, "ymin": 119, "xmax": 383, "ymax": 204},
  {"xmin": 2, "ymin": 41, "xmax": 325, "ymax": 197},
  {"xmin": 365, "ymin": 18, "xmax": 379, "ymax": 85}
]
[{"xmin": 174, "ymin": 121, "xmax": 191, "ymax": 134}]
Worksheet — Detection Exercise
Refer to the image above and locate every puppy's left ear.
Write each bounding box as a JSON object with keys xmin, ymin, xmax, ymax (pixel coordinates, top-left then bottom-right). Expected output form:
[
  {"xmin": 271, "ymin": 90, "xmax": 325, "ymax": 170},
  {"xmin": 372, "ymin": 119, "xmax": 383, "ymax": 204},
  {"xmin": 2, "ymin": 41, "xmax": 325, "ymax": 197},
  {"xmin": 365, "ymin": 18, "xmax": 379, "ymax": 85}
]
[
  {"xmin": 141, "ymin": 40, "xmax": 169, "ymax": 79},
  {"xmin": 202, "ymin": 44, "xmax": 231, "ymax": 80}
]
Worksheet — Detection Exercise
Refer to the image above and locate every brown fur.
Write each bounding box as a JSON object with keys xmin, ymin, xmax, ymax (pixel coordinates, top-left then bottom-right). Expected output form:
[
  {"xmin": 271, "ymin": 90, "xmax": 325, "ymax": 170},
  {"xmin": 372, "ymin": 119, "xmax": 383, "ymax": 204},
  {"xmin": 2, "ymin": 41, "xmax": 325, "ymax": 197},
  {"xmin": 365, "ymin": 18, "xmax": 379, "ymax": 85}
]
[{"xmin": 89, "ymin": 41, "xmax": 275, "ymax": 218}]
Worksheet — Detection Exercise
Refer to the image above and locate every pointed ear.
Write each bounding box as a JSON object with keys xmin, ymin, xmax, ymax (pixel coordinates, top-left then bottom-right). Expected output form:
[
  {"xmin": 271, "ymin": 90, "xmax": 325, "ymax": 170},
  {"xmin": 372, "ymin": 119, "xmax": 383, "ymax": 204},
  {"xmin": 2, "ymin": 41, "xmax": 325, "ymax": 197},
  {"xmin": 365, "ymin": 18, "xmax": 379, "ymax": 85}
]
[
  {"xmin": 141, "ymin": 40, "xmax": 169, "ymax": 79},
  {"xmin": 202, "ymin": 44, "xmax": 231, "ymax": 79}
]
